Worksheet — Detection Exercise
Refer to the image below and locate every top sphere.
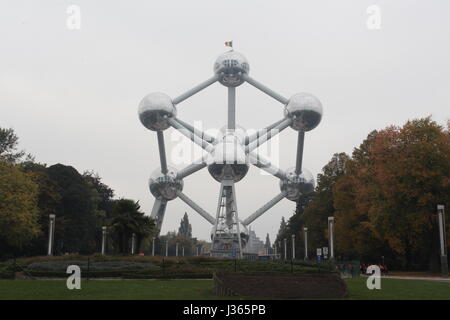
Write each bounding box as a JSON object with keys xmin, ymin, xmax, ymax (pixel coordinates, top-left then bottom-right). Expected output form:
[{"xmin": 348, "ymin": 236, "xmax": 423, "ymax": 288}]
[
  {"xmin": 214, "ymin": 51, "xmax": 249, "ymax": 87},
  {"xmin": 284, "ymin": 93, "xmax": 323, "ymax": 131},
  {"xmin": 138, "ymin": 92, "xmax": 176, "ymax": 131}
]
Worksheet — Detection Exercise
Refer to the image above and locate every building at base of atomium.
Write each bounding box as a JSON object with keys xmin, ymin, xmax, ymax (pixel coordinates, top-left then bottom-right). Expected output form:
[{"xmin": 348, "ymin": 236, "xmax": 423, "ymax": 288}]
[{"xmin": 138, "ymin": 49, "xmax": 322, "ymax": 259}]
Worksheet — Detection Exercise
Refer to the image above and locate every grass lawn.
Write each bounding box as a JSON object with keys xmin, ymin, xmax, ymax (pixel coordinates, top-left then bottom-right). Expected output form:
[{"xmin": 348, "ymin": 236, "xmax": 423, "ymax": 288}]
[
  {"xmin": 0, "ymin": 279, "xmax": 230, "ymax": 300},
  {"xmin": 0, "ymin": 278, "xmax": 449, "ymax": 300},
  {"xmin": 345, "ymin": 277, "xmax": 450, "ymax": 300}
]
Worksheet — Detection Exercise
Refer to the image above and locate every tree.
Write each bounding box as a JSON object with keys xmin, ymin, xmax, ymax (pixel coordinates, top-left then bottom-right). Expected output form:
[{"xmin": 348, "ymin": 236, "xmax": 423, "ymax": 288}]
[
  {"xmin": 82, "ymin": 171, "xmax": 115, "ymax": 250},
  {"xmin": 46, "ymin": 164, "xmax": 98, "ymax": 254},
  {"xmin": 333, "ymin": 131, "xmax": 387, "ymax": 261},
  {"xmin": 334, "ymin": 118, "xmax": 450, "ymax": 270},
  {"xmin": 0, "ymin": 128, "xmax": 25, "ymax": 163},
  {"xmin": 109, "ymin": 199, "xmax": 155, "ymax": 254},
  {"xmin": 82, "ymin": 171, "xmax": 114, "ymax": 219},
  {"xmin": 274, "ymin": 153, "xmax": 349, "ymax": 259},
  {"xmin": 301, "ymin": 153, "xmax": 349, "ymax": 253},
  {"xmin": 178, "ymin": 212, "xmax": 192, "ymax": 238},
  {"xmin": 274, "ymin": 216, "xmax": 287, "ymax": 253},
  {"xmin": 0, "ymin": 127, "xmax": 150, "ymax": 256},
  {"xmin": 0, "ymin": 160, "xmax": 40, "ymax": 255},
  {"xmin": 265, "ymin": 233, "xmax": 271, "ymax": 253},
  {"xmin": 20, "ymin": 161, "xmax": 62, "ymax": 256},
  {"xmin": 368, "ymin": 118, "xmax": 449, "ymax": 270}
]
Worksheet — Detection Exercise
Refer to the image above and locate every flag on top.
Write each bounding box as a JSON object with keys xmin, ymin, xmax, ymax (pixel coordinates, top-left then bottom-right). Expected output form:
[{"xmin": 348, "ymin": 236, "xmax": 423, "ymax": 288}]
[{"xmin": 224, "ymin": 41, "xmax": 233, "ymax": 48}]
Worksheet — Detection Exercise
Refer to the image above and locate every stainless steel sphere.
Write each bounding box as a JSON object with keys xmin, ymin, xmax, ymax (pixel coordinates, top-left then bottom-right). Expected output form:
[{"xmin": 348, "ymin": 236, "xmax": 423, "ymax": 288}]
[
  {"xmin": 214, "ymin": 51, "xmax": 249, "ymax": 87},
  {"xmin": 138, "ymin": 92, "xmax": 176, "ymax": 131},
  {"xmin": 280, "ymin": 167, "xmax": 315, "ymax": 201},
  {"xmin": 284, "ymin": 93, "xmax": 323, "ymax": 131},
  {"xmin": 149, "ymin": 166, "xmax": 183, "ymax": 200},
  {"xmin": 207, "ymin": 133, "xmax": 249, "ymax": 182}
]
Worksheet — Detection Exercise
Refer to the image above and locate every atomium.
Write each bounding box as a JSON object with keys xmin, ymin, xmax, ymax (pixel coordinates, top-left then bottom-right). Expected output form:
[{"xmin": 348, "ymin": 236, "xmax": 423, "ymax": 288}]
[{"xmin": 139, "ymin": 49, "xmax": 323, "ymax": 259}]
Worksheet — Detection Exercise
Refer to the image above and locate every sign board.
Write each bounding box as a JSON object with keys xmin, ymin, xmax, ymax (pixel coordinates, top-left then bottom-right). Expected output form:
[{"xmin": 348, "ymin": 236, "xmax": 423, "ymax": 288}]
[
  {"xmin": 317, "ymin": 248, "xmax": 322, "ymax": 256},
  {"xmin": 323, "ymin": 247, "xmax": 328, "ymax": 255}
]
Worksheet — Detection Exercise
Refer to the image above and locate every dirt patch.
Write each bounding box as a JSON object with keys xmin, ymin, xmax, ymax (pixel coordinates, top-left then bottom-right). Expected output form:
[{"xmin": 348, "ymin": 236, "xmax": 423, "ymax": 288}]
[{"xmin": 215, "ymin": 273, "xmax": 348, "ymax": 299}]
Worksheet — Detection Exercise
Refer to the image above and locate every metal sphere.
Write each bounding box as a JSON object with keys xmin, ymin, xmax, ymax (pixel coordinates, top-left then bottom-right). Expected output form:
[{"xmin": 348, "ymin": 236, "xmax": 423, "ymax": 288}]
[
  {"xmin": 207, "ymin": 134, "xmax": 249, "ymax": 182},
  {"xmin": 138, "ymin": 92, "xmax": 176, "ymax": 131},
  {"xmin": 149, "ymin": 166, "xmax": 183, "ymax": 201},
  {"xmin": 279, "ymin": 167, "xmax": 315, "ymax": 201},
  {"xmin": 284, "ymin": 93, "xmax": 323, "ymax": 131},
  {"xmin": 214, "ymin": 51, "xmax": 249, "ymax": 87}
]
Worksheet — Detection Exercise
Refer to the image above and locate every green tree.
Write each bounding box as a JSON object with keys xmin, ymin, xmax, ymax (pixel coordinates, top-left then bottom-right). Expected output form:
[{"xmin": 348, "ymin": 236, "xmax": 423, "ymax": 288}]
[
  {"xmin": 82, "ymin": 171, "xmax": 115, "ymax": 250},
  {"xmin": 20, "ymin": 161, "xmax": 62, "ymax": 256},
  {"xmin": 301, "ymin": 153, "xmax": 349, "ymax": 254},
  {"xmin": 274, "ymin": 216, "xmax": 287, "ymax": 253},
  {"xmin": 82, "ymin": 171, "xmax": 114, "ymax": 219},
  {"xmin": 109, "ymin": 199, "xmax": 155, "ymax": 254},
  {"xmin": 46, "ymin": 164, "xmax": 98, "ymax": 254},
  {"xmin": 178, "ymin": 212, "xmax": 192, "ymax": 238},
  {"xmin": 0, "ymin": 128, "xmax": 25, "ymax": 163},
  {"xmin": 0, "ymin": 160, "xmax": 40, "ymax": 255},
  {"xmin": 265, "ymin": 233, "xmax": 271, "ymax": 253}
]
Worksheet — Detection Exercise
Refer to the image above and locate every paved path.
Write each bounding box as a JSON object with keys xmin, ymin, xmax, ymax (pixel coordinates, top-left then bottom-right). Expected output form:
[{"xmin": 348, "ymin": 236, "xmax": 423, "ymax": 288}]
[{"xmin": 382, "ymin": 275, "xmax": 450, "ymax": 283}]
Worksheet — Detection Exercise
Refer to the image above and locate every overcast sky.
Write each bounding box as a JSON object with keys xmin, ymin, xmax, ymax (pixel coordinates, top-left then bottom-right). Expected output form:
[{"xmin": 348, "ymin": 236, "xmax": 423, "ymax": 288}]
[{"xmin": 1, "ymin": 0, "xmax": 449, "ymax": 243}]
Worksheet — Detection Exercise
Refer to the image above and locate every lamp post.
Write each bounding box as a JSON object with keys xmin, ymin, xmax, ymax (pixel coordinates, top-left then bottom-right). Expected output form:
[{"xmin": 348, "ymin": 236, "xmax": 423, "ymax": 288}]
[
  {"xmin": 303, "ymin": 227, "xmax": 308, "ymax": 260},
  {"xmin": 165, "ymin": 240, "xmax": 168, "ymax": 257},
  {"xmin": 283, "ymin": 238, "xmax": 287, "ymax": 260},
  {"xmin": 328, "ymin": 217, "xmax": 335, "ymax": 260},
  {"xmin": 437, "ymin": 205, "xmax": 448, "ymax": 277},
  {"xmin": 131, "ymin": 233, "xmax": 136, "ymax": 254},
  {"xmin": 152, "ymin": 237, "xmax": 156, "ymax": 256},
  {"xmin": 101, "ymin": 226, "xmax": 107, "ymax": 255},
  {"xmin": 292, "ymin": 234, "xmax": 296, "ymax": 260},
  {"xmin": 47, "ymin": 214, "xmax": 56, "ymax": 256}
]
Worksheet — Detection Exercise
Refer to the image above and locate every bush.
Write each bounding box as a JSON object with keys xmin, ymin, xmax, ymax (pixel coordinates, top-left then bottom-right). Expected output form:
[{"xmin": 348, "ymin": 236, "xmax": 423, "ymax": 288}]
[
  {"xmin": 0, "ymin": 263, "xmax": 15, "ymax": 279},
  {"xmin": 6, "ymin": 255, "xmax": 333, "ymax": 279},
  {"xmin": 26, "ymin": 260, "xmax": 155, "ymax": 273}
]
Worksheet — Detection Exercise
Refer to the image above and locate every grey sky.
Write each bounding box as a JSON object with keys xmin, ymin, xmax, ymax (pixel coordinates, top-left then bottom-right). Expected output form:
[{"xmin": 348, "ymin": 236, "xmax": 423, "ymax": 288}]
[{"xmin": 1, "ymin": 0, "xmax": 449, "ymax": 242}]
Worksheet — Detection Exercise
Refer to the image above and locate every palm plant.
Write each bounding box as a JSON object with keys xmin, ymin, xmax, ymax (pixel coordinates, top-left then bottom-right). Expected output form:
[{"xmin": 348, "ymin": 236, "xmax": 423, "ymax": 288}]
[{"xmin": 109, "ymin": 199, "xmax": 156, "ymax": 254}]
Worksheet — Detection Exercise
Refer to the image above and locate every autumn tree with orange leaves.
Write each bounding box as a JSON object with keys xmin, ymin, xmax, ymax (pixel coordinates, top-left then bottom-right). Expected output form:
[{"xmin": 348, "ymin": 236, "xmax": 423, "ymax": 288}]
[{"xmin": 334, "ymin": 118, "xmax": 450, "ymax": 270}]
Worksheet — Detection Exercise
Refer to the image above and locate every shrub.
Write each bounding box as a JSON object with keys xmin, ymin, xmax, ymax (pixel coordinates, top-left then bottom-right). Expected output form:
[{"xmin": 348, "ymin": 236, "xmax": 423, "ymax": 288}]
[{"xmin": 26, "ymin": 260, "xmax": 155, "ymax": 273}]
